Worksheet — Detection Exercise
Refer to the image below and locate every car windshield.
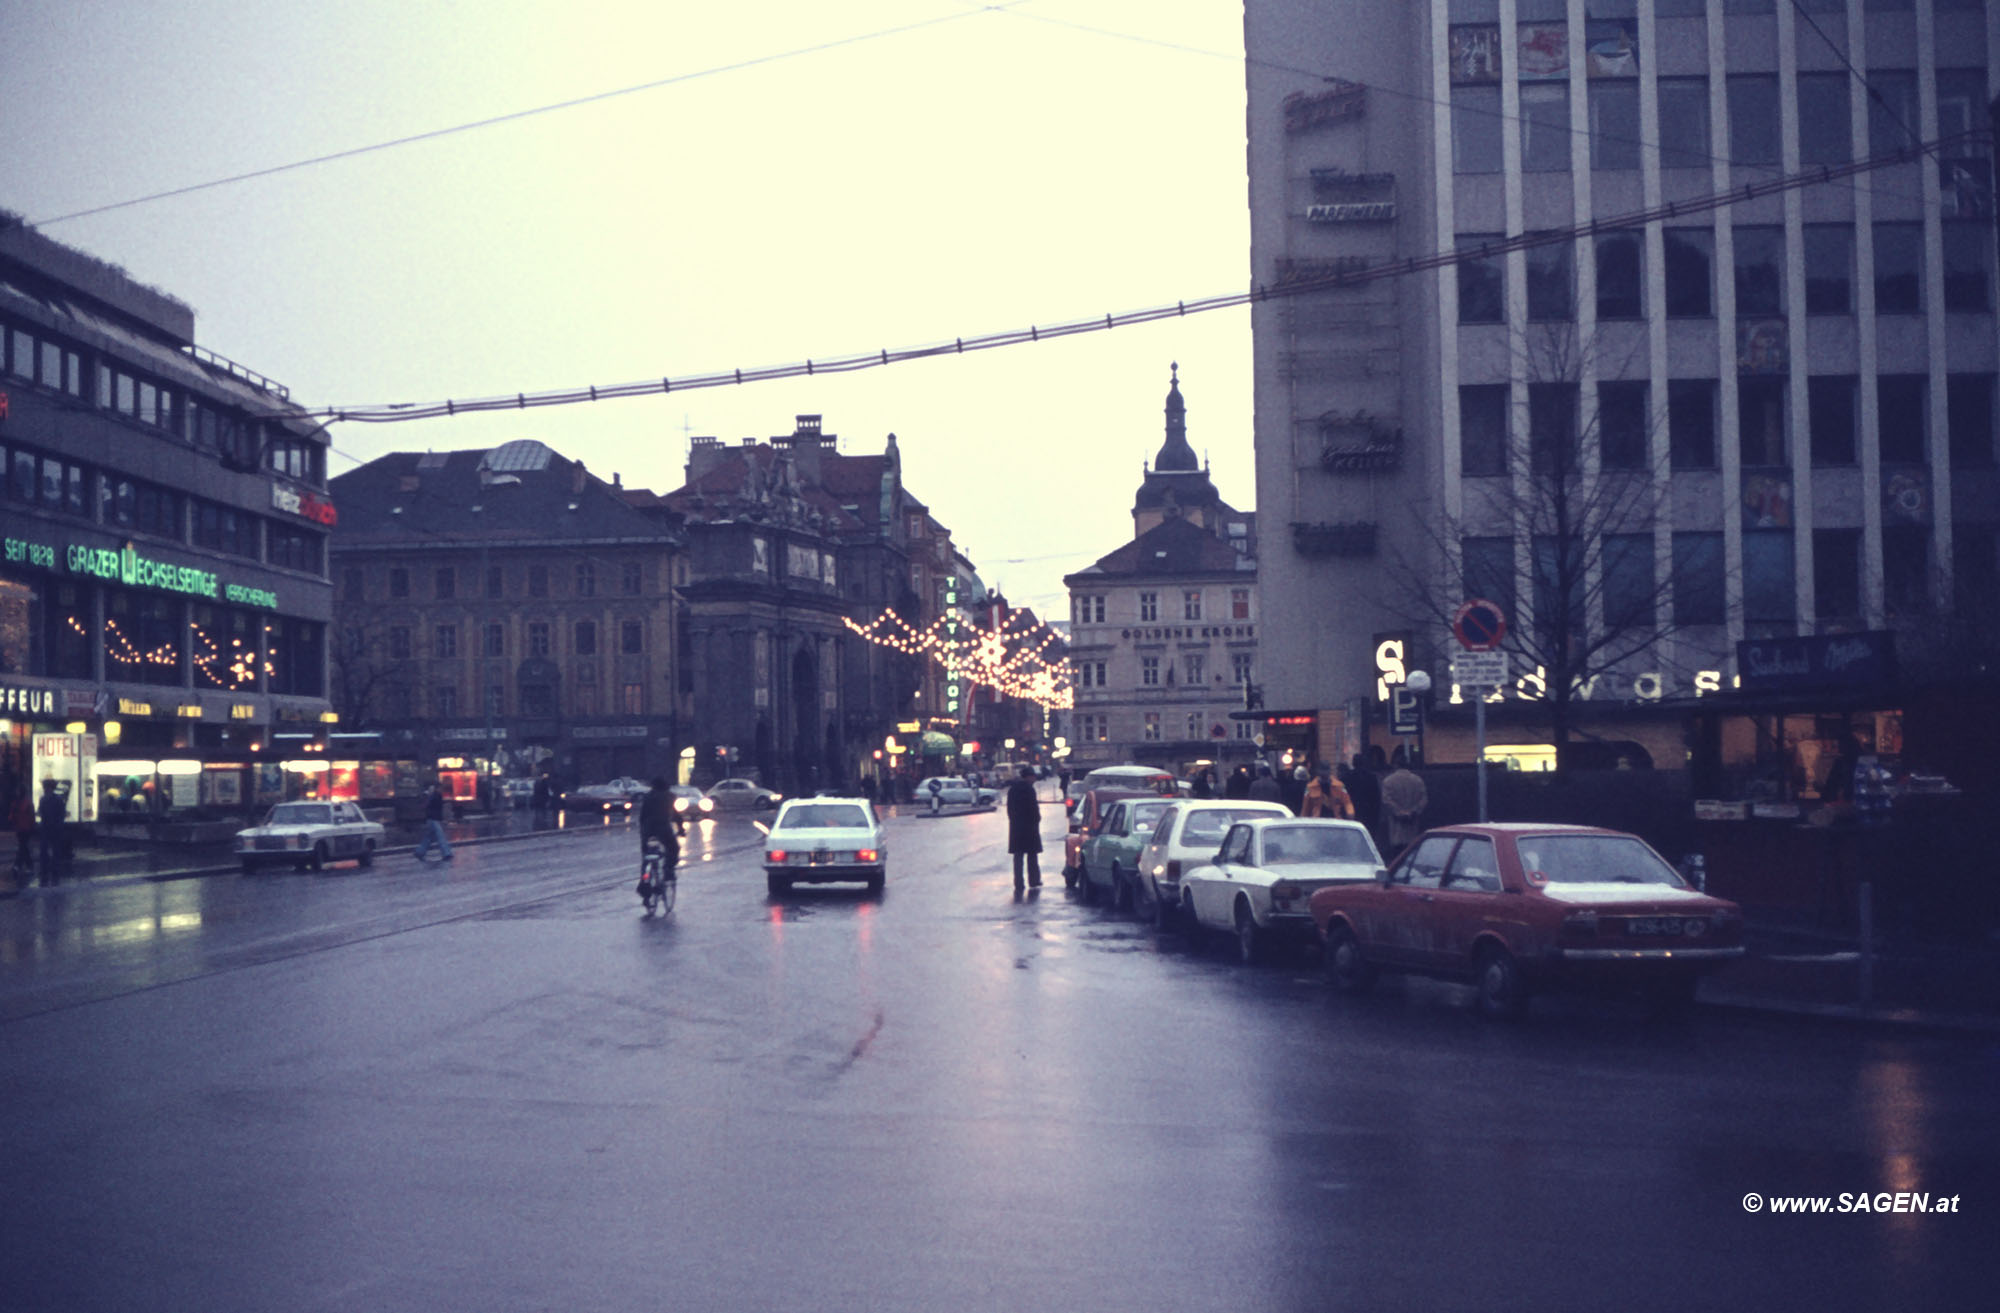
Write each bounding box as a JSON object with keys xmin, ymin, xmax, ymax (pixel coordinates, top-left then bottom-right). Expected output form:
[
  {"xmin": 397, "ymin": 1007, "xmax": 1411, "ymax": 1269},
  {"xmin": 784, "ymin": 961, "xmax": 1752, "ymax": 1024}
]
[
  {"xmin": 268, "ymin": 804, "xmax": 332, "ymax": 826},
  {"xmin": 1260, "ymin": 825, "xmax": 1376, "ymax": 865},
  {"xmin": 777, "ymin": 804, "xmax": 870, "ymax": 830},
  {"xmin": 1515, "ymin": 834, "xmax": 1684, "ymax": 886},
  {"xmin": 1179, "ymin": 807, "xmax": 1278, "ymax": 842}
]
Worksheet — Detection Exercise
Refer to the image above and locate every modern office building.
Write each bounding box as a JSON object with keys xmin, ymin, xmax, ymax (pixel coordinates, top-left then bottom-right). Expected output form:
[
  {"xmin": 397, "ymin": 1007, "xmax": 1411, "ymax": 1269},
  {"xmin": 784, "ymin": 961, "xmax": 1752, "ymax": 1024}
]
[
  {"xmin": 1246, "ymin": 0, "xmax": 2000, "ymax": 783},
  {"xmin": 1064, "ymin": 367, "xmax": 1261, "ymax": 775},
  {"xmin": 1, "ymin": 218, "xmax": 334, "ymax": 833}
]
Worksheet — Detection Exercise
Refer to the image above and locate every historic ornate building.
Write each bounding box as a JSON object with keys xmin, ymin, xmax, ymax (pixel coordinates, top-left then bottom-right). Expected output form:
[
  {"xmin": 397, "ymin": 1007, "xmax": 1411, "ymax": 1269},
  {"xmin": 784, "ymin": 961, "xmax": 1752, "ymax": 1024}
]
[{"xmin": 1064, "ymin": 367, "xmax": 1260, "ymax": 775}]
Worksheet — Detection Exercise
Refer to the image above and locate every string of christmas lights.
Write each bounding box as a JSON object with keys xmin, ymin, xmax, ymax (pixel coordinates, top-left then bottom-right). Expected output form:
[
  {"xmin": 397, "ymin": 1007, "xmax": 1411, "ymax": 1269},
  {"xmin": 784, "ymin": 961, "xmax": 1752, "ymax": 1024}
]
[{"xmin": 845, "ymin": 608, "xmax": 1074, "ymax": 711}]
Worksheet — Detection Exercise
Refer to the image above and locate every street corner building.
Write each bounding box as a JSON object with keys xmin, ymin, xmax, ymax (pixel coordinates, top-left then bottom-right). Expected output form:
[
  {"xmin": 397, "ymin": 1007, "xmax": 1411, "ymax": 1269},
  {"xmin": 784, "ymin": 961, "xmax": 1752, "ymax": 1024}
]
[
  {"xmin": 1, "ymin": 215, "xmax": 334, "ymax": 840},
  {"xmin": 1244, "ymin": 1, "xmax": 2000, "ymax": 931}
]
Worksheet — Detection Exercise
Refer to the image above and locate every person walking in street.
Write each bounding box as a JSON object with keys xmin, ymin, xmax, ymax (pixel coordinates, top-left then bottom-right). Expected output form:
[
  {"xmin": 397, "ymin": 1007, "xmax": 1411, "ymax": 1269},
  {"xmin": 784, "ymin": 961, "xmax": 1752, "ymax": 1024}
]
[
  {"xmin": 35, "ymin": 779, "xmax": 66, "ymax": 884},
  {"xmin": 413, "ymin": 781, "xmax": 454, "ymax": 862},
  {"xmin": 1381, "ymin": 760, "xmax": 1428, "ymax": 855},
  {"xmin": 9, "ymin": 787, "xmax": 35, "ymax": 888},
  {"xmin": 1005, "ymin": 766, "xmax": 1042, "ymax": 895},
  {"xmin": 1247, "ymin": 764, "xmax": 1282, "ymax": 804},
  {"xmin": 1224, "ymin": 765, "xmax": 1252, "ymax": 799}
]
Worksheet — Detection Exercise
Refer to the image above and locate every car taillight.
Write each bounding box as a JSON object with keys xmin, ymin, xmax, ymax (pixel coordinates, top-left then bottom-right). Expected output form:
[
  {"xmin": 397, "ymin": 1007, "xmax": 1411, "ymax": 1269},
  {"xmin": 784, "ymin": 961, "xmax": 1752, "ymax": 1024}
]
[
  {"xmin": 857, "ymin": 849, "xmax": 879, "ymax": 863},
  {"xmin": 768, "ymin": 849, "xmax": 788, "ymax": 863}
]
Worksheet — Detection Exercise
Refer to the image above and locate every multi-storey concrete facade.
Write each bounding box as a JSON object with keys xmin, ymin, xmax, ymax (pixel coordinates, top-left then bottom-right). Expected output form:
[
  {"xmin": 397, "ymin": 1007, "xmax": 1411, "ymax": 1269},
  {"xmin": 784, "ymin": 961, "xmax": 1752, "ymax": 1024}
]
[
  {"xmin": 1, "ymin": 219, "xmax": 333, "ymax": 831},
  {"xmin": 1247, "ymin": 0, "xmax": 2000, "ymax": 771}
]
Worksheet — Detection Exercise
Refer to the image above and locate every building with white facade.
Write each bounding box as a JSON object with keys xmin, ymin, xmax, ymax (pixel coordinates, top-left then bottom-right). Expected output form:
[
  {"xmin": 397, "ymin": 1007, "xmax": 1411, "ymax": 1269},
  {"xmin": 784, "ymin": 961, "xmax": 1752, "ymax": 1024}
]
[{"xmin": 1246, "ymin": 0, "xmax": 2000, "ymax": 781}]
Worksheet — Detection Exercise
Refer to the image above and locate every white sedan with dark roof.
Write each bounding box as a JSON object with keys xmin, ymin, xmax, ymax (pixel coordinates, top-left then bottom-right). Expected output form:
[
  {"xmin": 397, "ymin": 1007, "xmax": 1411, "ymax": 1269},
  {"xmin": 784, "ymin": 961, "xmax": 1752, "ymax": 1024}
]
[
  {"xmin": 235, "ymin": 801, "xmax": 386, "ymax": 872},
  {"xmin": 1181, "ymin": 818, "xmax": 1384, "ymax": 963}
]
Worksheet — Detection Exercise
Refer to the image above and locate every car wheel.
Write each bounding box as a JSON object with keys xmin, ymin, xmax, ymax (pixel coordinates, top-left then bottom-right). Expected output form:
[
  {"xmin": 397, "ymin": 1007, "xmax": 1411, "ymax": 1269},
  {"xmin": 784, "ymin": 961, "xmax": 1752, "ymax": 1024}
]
[
  {"xmin": 358, "ymin": 841, "xmax": 375, "ymax": 868},
  {"xmin": 1475, "ymin": 945, "xmax": 1529, "ymax": 1020},
  {"xmin": 766, "ymin": 873, "xmax": 790, "ymax": 898},
  {"xmin": 867, "ymin": 870, "xmax": 885, "ymax": 895},
  {"xmin": 1149, "ymin": 879, "xmax": 1175, "ymax": 928},
  {"xmin": 1077, "ymin": 867, "xmax": 1098, "ymax": 905},
  {"xmin": 309, "ymin": 841, "xmax": 329, "ymax": 872},
  {"xmin": 1234, "ymin": 901, "xmax": 1266, "ymax": 966},
  {"xmin": 1108, "ymin": 863, "xmax": 1128, "ymax": 913},
  {"xmin": 1323, "ymin": 925, "xmax": 1375, "ymax": 993}
]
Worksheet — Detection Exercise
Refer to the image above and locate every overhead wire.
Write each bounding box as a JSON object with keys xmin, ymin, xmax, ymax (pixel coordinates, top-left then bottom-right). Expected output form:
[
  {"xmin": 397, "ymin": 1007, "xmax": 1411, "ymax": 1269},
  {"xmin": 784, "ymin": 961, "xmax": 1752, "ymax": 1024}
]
[{"xmin": 298, "ymin": 132, "xmax": 1982, "ymax": 426}]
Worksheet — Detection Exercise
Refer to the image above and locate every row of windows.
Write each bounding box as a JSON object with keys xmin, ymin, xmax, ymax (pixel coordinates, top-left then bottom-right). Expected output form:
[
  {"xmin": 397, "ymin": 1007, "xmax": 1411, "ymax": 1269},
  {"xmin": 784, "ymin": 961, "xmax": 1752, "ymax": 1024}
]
[
  {"xmin": 365, "ymin": 617, "xmax": 649, "ymax": 662},
  {"xmin": 372, "ymin": 680, "xmax": 648, "ymax": 722},
  {"xmin": 1460, "ymin": 373, "xmax": 1994, "ymax": 474},
  {"xmin": 1076, "ymin": 652, "xmax": 1258, "ymax": 689},
  {"xmin": 1449, "ymin": 1, "xmax": 1986, "ymax": 19},
  {"xmin": 1451, "ymin": 62, "xmax": 1988, "ymax": 181},
  {"xmin": 2, "ymin": 438, "xmax": 325, "ymax": 572},
  {"xmin": 0, "ymin": 573, "xmax": 323, "ymax": 694},
  {"xmin": 1073, "ymin": 588, "xmax": 1255, "ymax": 625},
  {"xmin": 1069, "ymin": 711, "xmax": 1259, "ymax": 744},
  {"xmin": 1, "ymin": 316, "xmax": 318, "ymax": 482},
  {"xmin": 1458, "ymin": 222, "xmax": 1992, "ymax": 324},
  {"xmin": 350, "ymin": 558, "xmax": 648, "ymax": 603},
  {"xmin": 1462, "ymin": 523, "xmax": 1991, "ymax": 637}
]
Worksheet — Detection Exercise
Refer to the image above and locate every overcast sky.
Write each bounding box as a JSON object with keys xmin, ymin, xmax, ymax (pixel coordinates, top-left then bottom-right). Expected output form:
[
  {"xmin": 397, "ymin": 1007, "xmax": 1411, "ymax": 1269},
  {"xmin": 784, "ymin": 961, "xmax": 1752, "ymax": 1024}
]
[{"xmin": 2, "ymin": 0, "xmax": 1254, "ymax": 617}]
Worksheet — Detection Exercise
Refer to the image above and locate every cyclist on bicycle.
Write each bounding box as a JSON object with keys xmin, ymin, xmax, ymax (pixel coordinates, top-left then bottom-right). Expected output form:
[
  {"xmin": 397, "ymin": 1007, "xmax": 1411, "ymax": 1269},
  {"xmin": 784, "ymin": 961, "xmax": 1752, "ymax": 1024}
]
[{"xmin": 637, "ymin": 776, "xmax": 681, "ymax": 879}]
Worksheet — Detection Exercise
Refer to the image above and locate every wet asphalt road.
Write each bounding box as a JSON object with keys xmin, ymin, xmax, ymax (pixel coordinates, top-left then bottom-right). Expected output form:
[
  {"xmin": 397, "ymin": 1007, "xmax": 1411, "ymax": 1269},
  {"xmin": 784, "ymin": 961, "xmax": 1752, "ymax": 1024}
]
[{"xmin": 1, "ymin": 799, "xmax": 1995, "ymax": 1311}]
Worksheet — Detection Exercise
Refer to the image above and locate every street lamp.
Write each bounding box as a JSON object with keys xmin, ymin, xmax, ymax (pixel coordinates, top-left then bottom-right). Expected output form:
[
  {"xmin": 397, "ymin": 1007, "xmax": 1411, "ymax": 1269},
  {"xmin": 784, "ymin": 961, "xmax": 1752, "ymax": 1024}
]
[{"xmin": 1404, "ymin": 669, "xmax": 1432, "ymax": 768}]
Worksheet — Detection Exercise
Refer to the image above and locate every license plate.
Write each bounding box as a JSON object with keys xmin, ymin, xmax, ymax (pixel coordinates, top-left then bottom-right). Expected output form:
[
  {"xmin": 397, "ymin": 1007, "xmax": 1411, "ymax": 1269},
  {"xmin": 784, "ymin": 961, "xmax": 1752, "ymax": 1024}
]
[
  {"xmin": 1628, "ymin": 917, "xmax": 1702, "ymax": 936},
  {"xmin": 811, "ymin": 851, "xmax": 834, "ymax": 865}
]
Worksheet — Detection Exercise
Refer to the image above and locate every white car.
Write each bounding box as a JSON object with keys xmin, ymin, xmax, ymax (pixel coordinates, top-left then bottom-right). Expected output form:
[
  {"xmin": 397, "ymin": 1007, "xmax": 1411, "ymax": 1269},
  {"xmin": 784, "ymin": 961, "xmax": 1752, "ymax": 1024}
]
[
  {"xmin": 1133, "ymin": 799, "xmax": 1292, "ymax": 928},
  {"xmin": 915, "ymin": 776, "xmax": 997, "ymax": 810},
  {"xmin": 706, "ymin": 777, "xmax": 783, "ymax": 810},
  {"xmin": 763, "ymin": 797, "xmax": 887, "ymax": 896},
  {"xmin": 1065, "ymin": 764, "xmax": 1178, "ymax": 809},
  {"xmin": 562, "ymin": 777, "xmax": 650, "ymax": 811},
  {"xmin": 1182, "ymin": 818, "xmax": 1385, "ymax": 964},
  {"xmin": 235, "ymin": 801, "xmax": 386, "ymax": 873}
]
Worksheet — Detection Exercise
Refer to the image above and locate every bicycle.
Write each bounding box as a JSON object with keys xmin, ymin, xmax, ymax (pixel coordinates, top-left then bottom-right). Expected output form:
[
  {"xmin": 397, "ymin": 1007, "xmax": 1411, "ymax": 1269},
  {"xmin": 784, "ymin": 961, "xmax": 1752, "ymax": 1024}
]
[{"xmin": 637, "ymin": 838, "xmax": 677, "ymax": 915}]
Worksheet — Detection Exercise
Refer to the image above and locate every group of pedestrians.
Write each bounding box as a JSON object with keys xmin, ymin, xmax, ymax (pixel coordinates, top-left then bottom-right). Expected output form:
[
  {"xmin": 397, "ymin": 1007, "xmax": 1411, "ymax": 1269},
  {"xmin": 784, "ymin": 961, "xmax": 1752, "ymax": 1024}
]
[
  {"xmin": 1194, "ymin": 748, "xmax": 1430, "ymax": 857},
  {"xmin": 7, "ymin": 779, "xmax": 71, "ymax": 888}
]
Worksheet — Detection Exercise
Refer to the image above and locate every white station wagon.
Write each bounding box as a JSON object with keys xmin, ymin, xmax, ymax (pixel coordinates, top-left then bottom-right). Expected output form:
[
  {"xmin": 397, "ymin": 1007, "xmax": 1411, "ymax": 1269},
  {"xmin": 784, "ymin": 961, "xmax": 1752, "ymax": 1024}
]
[
  {"xmin": 763, "ymin": 797, "xmax": 886, "ymax": 896},
  {"xmin": 235, "ymin": 801, "xmax": 386, "ymax": 873}
]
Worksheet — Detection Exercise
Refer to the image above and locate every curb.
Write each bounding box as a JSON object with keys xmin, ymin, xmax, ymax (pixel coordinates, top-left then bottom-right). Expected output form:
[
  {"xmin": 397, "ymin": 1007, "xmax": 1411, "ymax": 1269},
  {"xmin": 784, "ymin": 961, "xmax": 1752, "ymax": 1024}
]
[{"xmin": 1698, "ymin": 992, "xmax": 2000, "ymax": 1037}]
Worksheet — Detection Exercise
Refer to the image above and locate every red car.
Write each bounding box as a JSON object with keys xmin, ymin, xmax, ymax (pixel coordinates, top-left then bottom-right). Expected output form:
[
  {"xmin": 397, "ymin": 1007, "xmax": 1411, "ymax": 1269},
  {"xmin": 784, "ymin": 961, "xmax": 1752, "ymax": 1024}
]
[{"xmin": 1309, "ymin": 823, "xmax": 1744, "ymax": 1018}]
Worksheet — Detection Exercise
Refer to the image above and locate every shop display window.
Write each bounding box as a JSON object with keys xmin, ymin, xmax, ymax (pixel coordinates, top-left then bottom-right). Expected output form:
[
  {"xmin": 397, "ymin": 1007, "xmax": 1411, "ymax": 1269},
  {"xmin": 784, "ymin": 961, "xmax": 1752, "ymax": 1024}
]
[{"xmin": 359, "ymin": 761, "xmax": 396, "ymax": 800}]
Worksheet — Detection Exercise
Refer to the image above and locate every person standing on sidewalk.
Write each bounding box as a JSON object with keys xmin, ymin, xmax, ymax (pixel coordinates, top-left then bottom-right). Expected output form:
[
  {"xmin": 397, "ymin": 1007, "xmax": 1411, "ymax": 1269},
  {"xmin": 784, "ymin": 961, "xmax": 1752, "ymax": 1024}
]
[
  {"xmin": 1381, "ymin": 761, "xmax": 1428, "ymax": 855},
  {"xmin": 36, "ymin": 779, "xmax": 67, "ymax": 885},
  {"xmin": 9, "ymin": 788, "xmax": 35, "ymax": 887},
  {"xmin": 413, "ymin": 781, "xmax": 454, "ymax": 862},
  {"xmin": 1005, "ymin": 766, "xmax": 1042, "ymax": 895}
]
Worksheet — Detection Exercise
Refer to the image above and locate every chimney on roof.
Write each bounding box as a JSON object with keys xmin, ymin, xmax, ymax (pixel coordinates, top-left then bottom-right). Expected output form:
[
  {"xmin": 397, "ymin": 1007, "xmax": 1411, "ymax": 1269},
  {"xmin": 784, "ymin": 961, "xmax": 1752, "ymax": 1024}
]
[
  {"xmin": 572, "ymin": 464, "xmax": 588, "ymax": 494},
  {"xmin": 613, "ymin": 472, "xmax": 621, "ymax": 488},
  {"xmin": 687, "ymin": 434, "xmax": 725, "ymax": 483}
]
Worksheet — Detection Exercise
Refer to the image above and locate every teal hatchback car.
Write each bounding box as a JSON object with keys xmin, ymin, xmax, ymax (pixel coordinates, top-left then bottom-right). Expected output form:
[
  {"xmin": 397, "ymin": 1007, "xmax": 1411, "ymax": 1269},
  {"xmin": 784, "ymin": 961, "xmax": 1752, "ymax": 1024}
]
[{"xmin": 1079, "ymin": 796, "xmax": 1175, "ymax": 910}]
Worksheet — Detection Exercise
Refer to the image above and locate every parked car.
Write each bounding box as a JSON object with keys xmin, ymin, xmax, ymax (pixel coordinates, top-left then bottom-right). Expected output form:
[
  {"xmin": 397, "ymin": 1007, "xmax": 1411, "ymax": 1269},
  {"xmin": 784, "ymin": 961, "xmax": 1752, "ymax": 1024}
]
[
  {"xmin": 916, "ymin": 776, "xmax": 997, "ymax": 810},
  {"xmin": 670, "ymin": 784, "xmax": 715, "ymax": 824},
  {"xmin": 706, "ymin": 778, "xmax": 783, "ymax": 810},
  {"xmin": 235, "ymin": 801, "xmax": 385, "ymax": 873},
  {"xmin": 1078, "ymin": 795, "xmax": 1175, "ymax": 909},
  {"xmin": 1310, "ymin": 823, "xmax": 1745, "ymax": 1018},
  {"xmin": 1065, "ymin": 764, "xmax": 1179, "ymax": 811},
  {"xmin": 1063, "ymin": 787, "xmax": 1148, "ymax": 886},
  {"xmin": 561, "ymin": 777, "xmax": 650, "ymax": 812},
  {"xmin": 763, "ymin": 797, "xmax": 886, "ymax": 896},
  {"xmin": 1182, "ymin": 818, "xmax": 1383, "ymax": 963},
  {"xmin": 1134, "ymin": 799, "xmax": 1292, "ymax": 926},
  {"xmin": 499, "ymin": 777, "xmax": 537, "ymax": 809}
]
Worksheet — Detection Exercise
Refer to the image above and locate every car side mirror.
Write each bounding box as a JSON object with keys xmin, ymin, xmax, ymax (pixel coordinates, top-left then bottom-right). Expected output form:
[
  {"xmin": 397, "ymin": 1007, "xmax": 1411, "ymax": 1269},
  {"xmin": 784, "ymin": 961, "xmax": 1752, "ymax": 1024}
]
[{"xmin": 1375, "ymin": 867, "xmax": 1392, "ymax": 886}]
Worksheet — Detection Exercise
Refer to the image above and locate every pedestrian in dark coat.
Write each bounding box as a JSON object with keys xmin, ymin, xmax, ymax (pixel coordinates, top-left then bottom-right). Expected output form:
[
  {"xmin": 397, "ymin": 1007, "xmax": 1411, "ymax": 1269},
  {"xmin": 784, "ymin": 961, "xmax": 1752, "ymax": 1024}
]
[
  {"xmin": 1224, "ymin": 766, "xmax": 1251, "ymax": 799},
  {"xmin": 1247, "ymin": 765, "xmax": 1283, "ymax": 804},
  {"xmin": 1005, "ymin": 766, "xmax": 1042, "ymax": 894},
  {"xmin": 36, "ymin": 780, "xmax": 66, "ymax": 884},
  {"xmin": 1344, "ymin": 753, "xmax": 1383, "ymax": 836}
]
